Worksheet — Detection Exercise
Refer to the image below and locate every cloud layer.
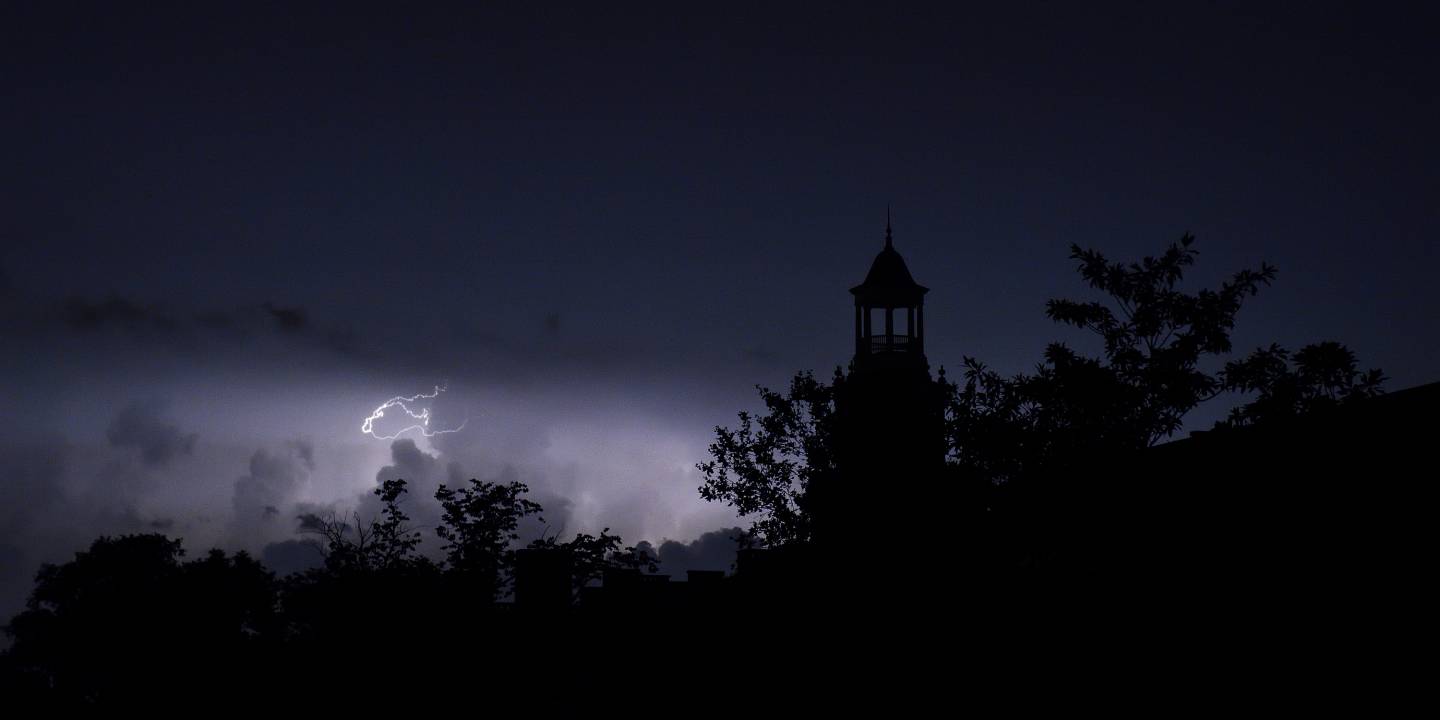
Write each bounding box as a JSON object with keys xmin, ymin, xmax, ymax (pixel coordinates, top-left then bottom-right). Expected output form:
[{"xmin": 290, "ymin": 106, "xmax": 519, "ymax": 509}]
[{"xmin": 106, "ymin": 400, "xmax": 198, "ymax": 466}]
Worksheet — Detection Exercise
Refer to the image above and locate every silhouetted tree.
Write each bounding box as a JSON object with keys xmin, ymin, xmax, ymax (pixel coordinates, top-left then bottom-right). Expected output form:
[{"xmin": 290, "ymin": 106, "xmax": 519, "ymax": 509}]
[
  {"xmin": 1037, "ymin": 234, "xmax": 1275, "ymax": 446},
  {"xmin": 1219, "ymin": 341, "xmax": 1386, "ymax": 426},
  {"xmin": 948, "ymin": 238, "xmax": 1382, "ymax": 481},
  {"xmin": 297, "ymin": 478, "xmax": 429, "ymax": 573},
  {"xmin": 944, "ymin": 357, "xmax": 1044, "ymax": 488},
  {"xmin": 697, "ymin": 369, "xmax": 841, "ymax": 546},
  {"xmin": 280, "ymin": 479, "xmax": 441, "ymax": 656},
  {"xmin": 944, "ymin": 235, "xmax": 1280, "ymax": 497},
  {"xmin": 2, "ymin": 534, "xmax": 278, "ymax": 705},
  {"xmin": 434, "ymin": 478, "xmax": 543, "ymax": 602},
  {"xmin": 529, "ymin": 529, "xmax": 658, "ymax": 598}
]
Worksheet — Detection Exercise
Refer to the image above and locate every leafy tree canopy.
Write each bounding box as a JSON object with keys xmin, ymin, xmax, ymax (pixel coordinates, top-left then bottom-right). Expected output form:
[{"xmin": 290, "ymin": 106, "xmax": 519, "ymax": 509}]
[
  {"xmin": 1220, "ymin": 340, "xmax": 1385, "ymax": 426},
  {"xmin": 434, "ymin": 478, "xmax": 545, "ymax": 601},
  {"xmin": 697, "ymin": 369, "xmax": 841, "ymax": 547},
  {"xmin": 298, "ymin": 478, "xmax": 430, "ymax": 575},
  {"xmin": 528, "ymin": 529, "xmax": 659, "ymax": 599}
]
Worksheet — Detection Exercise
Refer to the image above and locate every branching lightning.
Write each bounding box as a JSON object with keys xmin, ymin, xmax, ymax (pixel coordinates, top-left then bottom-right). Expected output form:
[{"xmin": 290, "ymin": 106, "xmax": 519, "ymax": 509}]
[{"xmin": 361, "ymin": 385, "xmax": 468, "ymax": 440}]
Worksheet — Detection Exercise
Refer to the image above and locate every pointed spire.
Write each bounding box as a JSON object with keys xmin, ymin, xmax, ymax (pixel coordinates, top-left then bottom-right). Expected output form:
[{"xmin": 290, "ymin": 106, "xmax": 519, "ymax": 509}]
[{"xmin": 885, "ymin": 205, "xmax": 893, "ymax": 249}]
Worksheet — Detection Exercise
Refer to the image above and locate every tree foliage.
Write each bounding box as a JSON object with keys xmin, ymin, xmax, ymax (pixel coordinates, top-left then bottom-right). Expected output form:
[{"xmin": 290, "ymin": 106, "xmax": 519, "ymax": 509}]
[
  {"xmin": 1220, "ymin": 341, "xmax": 1386, "ymax": 426},
  {"xmin": 2, "ymin": 535, "xmax": 278, "ymax": 703},
  {"xmin": 697, "ymin": 369, "xmax": 841, "ymax": 546},
  {"xmin": 434, "ymin": 478, "xmax": 544, "ymax": 601},
  {"xmin": 528, "ymin": 529, "xmax": 659, "ymax": 598},
  {"xmin": 0, "ymin": 468, "xmax": 673, "ymax": 703},
  {"xmin": 298, "ymin": 478, "xmax": 428, "ymax": 574},
  {"xmin": 1041, "ymin": 233, "xmax": 1276, "ymax": 447}
]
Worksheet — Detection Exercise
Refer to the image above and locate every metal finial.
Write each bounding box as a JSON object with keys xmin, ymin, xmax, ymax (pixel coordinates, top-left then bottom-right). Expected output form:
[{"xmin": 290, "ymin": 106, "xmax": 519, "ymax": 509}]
[{"xmin": 885, "ymin": 205, "xmax": 893, "ymax": 249}]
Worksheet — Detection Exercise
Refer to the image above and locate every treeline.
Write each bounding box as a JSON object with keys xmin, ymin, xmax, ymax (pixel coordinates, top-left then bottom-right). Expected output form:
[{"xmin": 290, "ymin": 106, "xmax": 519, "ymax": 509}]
[{"xmin": 0, "ymin": 478, "xmax": 654, "ymax": 708}]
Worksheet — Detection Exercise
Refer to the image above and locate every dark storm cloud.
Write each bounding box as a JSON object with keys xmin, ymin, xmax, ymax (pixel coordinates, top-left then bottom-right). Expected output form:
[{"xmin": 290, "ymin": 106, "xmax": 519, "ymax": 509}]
[
  {"xmin": 0, "ymin": 441, "xmax": 50, "ymax": 607},
  {"xmin": 0, "ymin": 440, "xmax": 69, "ymax": 611},
  {"xmin": 61, "ymin": 295, "xmax": 310, "ymax": 337},
  {"xmin": 62, "ymin": 295, "xmax": 179, "ymax": 335},
  {"xmin": 0, "ymin": 282, "xmax": 370, "ymax": 364},
  {"xmin": 655, "ymin": 528, "xmax": 744, "ymax": 575},
  {"xmin": 57, "ymin": 293, "xmax": 350, "ymax": 347},
  {"xmin": 290, "ymin": 505, "xmax": 342, "ymax": 536},
  {"xmin": 0, "ymin": 541, "xmax": 25, "ymax": 585},
  {"xmin": 260, "ymin": 539, "xmax": 324, "ymax": 577},
  {"xmin": 0, "ymin": 540, "xmax": 28, "ymax": 643},
  {"xmin": 262, "ymin": 303, "xmax": 307, "ymax": 333},
  {"xmin": 290, "ymin": 440, "xmax": 315, "ymax": 471},
  {"xmin": 0, "ymin": 439, "xmax": 66, "ymax": 530},
  {"xmin": 231, "ymin": 441, "xmax": 313, "ymax": 531},
  {"xmin": 742, "ymin": 347, "xmax": 781, "ymax": 365},
  {"xmin": 106, "ymin": 400, "xmax": 198, "ymax": 467}
]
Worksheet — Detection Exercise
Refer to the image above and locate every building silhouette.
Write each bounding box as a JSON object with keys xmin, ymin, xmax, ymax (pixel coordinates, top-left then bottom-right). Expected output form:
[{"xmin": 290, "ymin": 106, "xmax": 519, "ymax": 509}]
[{"xmin": 820, "ymin": 216, "xmax": 948, "ymax": 559}]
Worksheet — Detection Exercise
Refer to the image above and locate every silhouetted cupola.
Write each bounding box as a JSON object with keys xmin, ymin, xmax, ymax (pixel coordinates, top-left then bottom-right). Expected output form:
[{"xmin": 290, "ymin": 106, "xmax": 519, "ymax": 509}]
[{"xmin": 850, "ymin": 213, "xmax": 928, "ymax": 362}]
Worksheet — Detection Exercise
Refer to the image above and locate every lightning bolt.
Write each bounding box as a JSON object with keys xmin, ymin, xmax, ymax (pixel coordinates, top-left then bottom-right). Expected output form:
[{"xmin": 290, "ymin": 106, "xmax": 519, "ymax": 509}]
[{"xmin": 361, "ymin": 385, "xmax": 468, "ymax": 440}]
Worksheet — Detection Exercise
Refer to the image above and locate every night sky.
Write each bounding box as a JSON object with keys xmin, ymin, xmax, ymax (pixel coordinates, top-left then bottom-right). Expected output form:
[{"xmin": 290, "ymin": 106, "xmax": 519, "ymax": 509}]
[{"xmin": 3, "ymin": 3, "xmax": 1437, "ymax": 617}]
